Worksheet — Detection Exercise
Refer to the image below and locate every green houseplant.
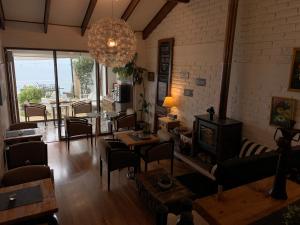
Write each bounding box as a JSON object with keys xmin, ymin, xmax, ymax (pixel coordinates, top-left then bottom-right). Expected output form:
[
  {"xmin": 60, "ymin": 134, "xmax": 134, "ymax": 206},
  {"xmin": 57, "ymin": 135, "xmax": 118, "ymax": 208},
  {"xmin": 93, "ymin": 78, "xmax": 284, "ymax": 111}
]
[{"xmin": 112, "ymin": 53, "xmax": 147, "ymax": 84}]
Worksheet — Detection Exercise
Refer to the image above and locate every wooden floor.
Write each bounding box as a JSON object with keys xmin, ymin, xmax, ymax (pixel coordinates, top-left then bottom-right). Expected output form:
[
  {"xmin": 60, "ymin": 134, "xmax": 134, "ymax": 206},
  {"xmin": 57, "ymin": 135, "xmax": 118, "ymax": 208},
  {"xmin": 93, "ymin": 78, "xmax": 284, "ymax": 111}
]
[{"xmin": 48, "ymin": 138, "xmax": 193, "ymax": 225}]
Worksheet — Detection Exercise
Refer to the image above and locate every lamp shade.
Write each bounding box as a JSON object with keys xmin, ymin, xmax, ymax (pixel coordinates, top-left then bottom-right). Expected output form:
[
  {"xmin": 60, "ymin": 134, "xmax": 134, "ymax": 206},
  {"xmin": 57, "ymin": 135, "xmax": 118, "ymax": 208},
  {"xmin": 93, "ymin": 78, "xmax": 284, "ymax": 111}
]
[{"xmin": 163, "ymin": 96, "xmax": 175, "ymax": 108}]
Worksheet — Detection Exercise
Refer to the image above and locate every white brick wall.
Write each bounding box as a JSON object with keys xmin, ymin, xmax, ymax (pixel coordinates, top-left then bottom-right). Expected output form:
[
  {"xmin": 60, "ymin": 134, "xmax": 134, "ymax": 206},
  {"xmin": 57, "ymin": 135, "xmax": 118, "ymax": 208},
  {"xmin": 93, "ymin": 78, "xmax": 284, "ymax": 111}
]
[
  {"xmin": 144, "ymin": 0, "xmax": 228, "ymax": 128},
  {"xmin": 229, "ymin": 0, "xmax": 300, "ymax": 148}
]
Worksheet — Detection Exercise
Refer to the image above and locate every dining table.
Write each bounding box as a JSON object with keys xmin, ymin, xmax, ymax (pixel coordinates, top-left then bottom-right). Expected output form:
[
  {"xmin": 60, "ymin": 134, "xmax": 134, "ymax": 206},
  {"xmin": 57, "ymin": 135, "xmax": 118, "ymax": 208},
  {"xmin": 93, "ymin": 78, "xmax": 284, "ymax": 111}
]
[
  {"xmin": 0, "ymin": 178, "xmax": 58, "ymax": 225},
  {"xmin": 4, "ymin": 128, "xmax": 43, "ymax": 145},
  {"xmin": 114, "ymin": 131, "xmax": 161, "ymax": 178},
  {"xmin": 114, "ymin": 130, "xmax": 160, "ymax": 148}
]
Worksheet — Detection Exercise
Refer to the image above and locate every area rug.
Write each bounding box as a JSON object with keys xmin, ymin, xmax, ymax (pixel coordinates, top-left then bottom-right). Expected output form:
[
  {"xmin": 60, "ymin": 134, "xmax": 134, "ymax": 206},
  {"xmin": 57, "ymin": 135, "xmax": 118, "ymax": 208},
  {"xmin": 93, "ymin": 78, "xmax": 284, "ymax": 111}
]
[{"xmin": 176, "ymin": 172, "xmax": 218, "ymax": 198}]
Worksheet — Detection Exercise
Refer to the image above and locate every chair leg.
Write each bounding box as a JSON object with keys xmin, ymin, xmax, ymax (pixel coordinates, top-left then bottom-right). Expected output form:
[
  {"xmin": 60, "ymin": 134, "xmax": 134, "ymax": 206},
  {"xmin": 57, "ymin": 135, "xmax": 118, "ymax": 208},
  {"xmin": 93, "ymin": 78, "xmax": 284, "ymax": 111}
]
[
  {"xmin": 107, "ymin": 170, "xmax": 110, "ymax": 191},
  {"xmin": 67, "ymin": 139, "xmax": 70, "ymax": 151},
  {"xmin": 171, "ymin": 157, "xmax": 174, "ymax": 175},
  {"xmin": 100, "ymin": 157, "xmax": 103, "ymax": 176},
  {"xmin": 144, "ymin": 162, "xmax": 148, "ymax": 173}
]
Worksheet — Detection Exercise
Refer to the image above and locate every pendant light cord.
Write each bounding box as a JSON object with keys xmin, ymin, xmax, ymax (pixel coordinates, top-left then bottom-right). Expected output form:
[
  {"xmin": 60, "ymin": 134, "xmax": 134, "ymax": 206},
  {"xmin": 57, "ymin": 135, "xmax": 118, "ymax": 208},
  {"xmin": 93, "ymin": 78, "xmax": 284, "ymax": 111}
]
[{"xmin": 111, "ymin": 0, "xmax": 114, "ymax": 18}]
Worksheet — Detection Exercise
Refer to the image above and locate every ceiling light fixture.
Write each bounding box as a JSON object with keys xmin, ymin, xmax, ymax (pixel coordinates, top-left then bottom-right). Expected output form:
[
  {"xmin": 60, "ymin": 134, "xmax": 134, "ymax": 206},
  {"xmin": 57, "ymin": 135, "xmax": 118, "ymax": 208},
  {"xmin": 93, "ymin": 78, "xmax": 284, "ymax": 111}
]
[{"xmin": 87, "ymin": 1, "xmax": 136, "ymax": 67}]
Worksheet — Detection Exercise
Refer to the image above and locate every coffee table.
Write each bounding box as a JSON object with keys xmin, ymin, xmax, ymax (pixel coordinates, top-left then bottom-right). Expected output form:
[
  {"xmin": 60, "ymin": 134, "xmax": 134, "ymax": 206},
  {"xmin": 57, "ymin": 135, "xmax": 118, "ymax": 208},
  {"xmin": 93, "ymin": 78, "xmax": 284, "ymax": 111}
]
[{"xmin": 136, "ymin": 169, "xmax": 195, "ymax": 213}]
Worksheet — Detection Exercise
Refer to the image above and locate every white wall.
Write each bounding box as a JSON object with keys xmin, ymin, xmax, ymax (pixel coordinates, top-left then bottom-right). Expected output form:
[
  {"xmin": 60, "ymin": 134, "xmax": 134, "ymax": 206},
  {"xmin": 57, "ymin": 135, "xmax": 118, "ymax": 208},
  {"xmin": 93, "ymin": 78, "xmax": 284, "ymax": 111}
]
[
  {"xmin": 228, "ymin": 0, "xmax": 300, "ymax": 148},
  {"xmin": 143, "ymin": 0, "xmax": 228, "ymax": 128}
]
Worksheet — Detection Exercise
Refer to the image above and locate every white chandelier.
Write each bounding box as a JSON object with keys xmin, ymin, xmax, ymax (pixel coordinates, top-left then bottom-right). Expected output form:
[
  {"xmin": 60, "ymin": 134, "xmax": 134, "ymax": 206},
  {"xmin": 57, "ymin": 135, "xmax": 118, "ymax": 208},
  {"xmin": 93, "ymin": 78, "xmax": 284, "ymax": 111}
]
[{"xmin": 87, "ymin": 17, "xmax": 137, "ymax": 67}]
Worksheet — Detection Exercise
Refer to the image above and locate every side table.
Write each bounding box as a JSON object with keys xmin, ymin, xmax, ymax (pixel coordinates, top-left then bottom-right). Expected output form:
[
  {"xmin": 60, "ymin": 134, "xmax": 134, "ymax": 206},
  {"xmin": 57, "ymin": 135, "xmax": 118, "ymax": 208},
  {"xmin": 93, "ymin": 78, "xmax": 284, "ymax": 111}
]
[{"xmin": 136, "ymin": 169, "xmax": 194, "ymax": 213}]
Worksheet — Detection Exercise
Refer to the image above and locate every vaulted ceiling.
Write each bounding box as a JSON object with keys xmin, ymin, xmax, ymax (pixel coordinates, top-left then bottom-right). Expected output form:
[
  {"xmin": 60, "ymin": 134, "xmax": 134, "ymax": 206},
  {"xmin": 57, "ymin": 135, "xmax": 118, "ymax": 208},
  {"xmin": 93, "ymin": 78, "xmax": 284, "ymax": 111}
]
[{"xmin": 0, "ymin": 0, "xmax": 189, "ymax": 39}]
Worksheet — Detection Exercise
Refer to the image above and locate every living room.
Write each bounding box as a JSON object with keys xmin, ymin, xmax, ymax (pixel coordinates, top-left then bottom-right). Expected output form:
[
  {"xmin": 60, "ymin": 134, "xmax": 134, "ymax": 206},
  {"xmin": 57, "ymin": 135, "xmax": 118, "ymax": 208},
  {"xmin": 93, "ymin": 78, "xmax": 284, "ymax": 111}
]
[{"xmin": 1, "ymin": 0, "xmax": 300, "ymax": 225}]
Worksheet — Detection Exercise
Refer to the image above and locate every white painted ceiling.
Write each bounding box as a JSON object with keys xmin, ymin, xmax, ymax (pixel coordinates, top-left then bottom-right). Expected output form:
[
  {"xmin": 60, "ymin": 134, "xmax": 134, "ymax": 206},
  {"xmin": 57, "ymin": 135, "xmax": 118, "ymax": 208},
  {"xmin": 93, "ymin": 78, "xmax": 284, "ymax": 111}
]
[
  {"xmin": 49, "ymin": 0, "xmax": 90, "ymax": 26},
  {"xmin": 2, "ymin": 0, "xmax": 46, "ymax": 23},
  {"xmin": 127, "ymin": 0, "xmax": 166, "ymax": 31},
  {"xmin": 1, "ymin": 0, "xmax": 167, "ymax": 31}
]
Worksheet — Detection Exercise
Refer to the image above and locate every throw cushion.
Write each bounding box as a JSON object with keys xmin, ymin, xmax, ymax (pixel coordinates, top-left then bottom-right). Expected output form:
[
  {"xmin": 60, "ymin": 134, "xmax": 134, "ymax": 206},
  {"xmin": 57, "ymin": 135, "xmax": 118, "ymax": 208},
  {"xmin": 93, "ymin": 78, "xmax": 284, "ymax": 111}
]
[{"xmin": 239, "ymin": 138, "xmax": 275, "ymax": 158}]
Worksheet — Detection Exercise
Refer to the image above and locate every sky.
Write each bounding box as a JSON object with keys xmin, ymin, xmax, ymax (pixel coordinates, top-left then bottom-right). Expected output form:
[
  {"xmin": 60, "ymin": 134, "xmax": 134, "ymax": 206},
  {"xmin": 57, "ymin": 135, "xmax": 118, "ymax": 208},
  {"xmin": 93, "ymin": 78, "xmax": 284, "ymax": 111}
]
[{"xmin": 15, "ymin": 58, "xmax": 73, "ymax": 96}]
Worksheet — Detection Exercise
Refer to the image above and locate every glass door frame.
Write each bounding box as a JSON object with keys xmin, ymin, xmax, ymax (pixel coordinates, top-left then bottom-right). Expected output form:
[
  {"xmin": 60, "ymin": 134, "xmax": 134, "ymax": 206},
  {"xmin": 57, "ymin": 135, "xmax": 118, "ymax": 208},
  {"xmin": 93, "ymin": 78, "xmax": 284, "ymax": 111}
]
[{"xmin": 4, "ymin": 47, "xmax": 103, "ymax": 141}]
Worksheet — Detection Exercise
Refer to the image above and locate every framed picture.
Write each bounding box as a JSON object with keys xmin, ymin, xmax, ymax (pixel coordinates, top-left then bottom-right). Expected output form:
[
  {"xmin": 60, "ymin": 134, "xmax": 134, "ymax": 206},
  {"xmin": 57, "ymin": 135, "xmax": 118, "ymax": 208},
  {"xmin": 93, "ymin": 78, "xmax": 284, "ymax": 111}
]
[
  {"xmin": 148, "ymin": 72, "xmax": 154, "ymax": 81},
  {"xmin": 270, "ymin": 97, "xmax": 296, "ymax": 127},
  {"xmin": 289, "ymin": 48, "xmax": 300, "ymax": 91}
]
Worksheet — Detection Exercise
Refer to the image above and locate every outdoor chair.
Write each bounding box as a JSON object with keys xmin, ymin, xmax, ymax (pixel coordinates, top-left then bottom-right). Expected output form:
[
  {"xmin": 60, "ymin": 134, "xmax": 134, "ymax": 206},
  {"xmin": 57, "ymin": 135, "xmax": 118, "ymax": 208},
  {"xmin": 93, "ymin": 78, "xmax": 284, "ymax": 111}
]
[
  {"xmin": 71, "ymin": 101, "xmax": 92, "ymax": 117},
  {"xmin": 24, "ymin": 103, "xmax": 48, "ymax": 126}
]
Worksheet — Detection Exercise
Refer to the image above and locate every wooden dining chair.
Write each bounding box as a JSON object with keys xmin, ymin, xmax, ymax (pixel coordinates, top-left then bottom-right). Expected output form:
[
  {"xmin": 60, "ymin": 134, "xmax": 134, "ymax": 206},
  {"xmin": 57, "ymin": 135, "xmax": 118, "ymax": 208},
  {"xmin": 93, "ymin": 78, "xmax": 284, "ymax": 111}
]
[
  {"xmin": 140, "ymin": 140, "xmax": 175, "ymax": 175},
  {"xmin": 9, "ymin": 122, "xmax": 38, "ymax": 131},
  {"xmin": 1, "ymin": 165, "xmax": 52, "ymax": 187},
  {"xmin": 98, "ymin": 138, "xmax": 139, "ymax": 191},
  {"xmin": 65, "ymin": 117, "xmax": 93, "ymax": 150},
  {"xmin": 71, "ymin": 101, "xmax": 92, "ymax": 116},
  {"xmin": 1, "ymin": 165, "xmax": 57, "ymax": 225},
  {"xmin": 24, "ymin": 103, "xmax": 48, "ymax": 126},
  {"xmin": 6, "ymin": 141, "xmax": 48, "ymax": 170}
]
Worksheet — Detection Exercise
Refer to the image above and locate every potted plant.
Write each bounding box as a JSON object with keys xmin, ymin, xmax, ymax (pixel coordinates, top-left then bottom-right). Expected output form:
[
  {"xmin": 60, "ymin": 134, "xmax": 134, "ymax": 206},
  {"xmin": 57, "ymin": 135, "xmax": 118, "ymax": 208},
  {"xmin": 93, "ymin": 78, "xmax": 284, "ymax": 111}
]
[
  {"xmin": 112, "ymin": 53, "xmax": 147, "ymax": 84},
  {"xmin": 139, "ymin": 93, "xmax": 151, "ymax": 134}
]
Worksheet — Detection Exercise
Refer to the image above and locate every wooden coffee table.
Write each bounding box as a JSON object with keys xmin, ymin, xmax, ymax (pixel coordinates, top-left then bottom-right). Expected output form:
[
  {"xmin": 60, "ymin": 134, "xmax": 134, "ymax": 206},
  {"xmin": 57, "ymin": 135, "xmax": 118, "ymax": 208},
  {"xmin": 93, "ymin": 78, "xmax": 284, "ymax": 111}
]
[{"xmin": 136, "ymin": 169, "xmax": 194, "ymax": 213}]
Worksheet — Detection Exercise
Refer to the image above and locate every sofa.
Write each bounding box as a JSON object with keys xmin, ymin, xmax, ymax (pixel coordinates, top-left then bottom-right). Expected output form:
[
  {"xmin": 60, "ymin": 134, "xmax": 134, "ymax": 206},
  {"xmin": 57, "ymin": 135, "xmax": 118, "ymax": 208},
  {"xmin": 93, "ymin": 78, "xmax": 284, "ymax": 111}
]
[{"xmin": 211, "ymin": 138, "xmax": 300, "ymax": 191}]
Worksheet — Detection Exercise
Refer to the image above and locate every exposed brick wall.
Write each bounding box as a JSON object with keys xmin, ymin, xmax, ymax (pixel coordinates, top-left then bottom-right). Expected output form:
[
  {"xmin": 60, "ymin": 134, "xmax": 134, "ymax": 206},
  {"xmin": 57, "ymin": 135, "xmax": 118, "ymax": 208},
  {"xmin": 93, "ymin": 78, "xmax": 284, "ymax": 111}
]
[
  {"xmin": 144, "ymin": 0, "xmax": 229, "ymax": 128},
  {"xmin": 228, "ymin": 0, "xmax": 300, "ymax": 148}
]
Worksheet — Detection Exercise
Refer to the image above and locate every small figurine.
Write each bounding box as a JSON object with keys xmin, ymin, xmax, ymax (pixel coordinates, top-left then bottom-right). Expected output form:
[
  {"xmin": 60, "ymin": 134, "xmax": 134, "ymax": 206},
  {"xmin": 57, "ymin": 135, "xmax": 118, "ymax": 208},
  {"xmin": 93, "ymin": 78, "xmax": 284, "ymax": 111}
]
[{"xmin": 207, "ymin": 107, "xmax": 215, "ymax": 121}]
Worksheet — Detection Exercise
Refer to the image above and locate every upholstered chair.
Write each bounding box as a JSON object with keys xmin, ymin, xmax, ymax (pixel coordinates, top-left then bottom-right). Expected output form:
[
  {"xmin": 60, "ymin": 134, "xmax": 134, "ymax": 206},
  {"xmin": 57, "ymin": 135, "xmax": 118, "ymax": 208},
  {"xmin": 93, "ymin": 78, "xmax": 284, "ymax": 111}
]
[
  {"xmin": 114, "ymin": 113, "xmax": 137, "ymax": 132},
  {"xmin": 9, "ymin": 122, "xmax": 38, "ymax": 131},
  {"xmin": 24, "ymin": 103, "xmax": 48, "ymax": 126},
  {"xmin": 140, "ymin": 129, "xmax": 174, "ymax": 174},
  {"xmin": 1, "ymin": 165, "xmax": 52, "ymax": 187},
  {"xmin": 6, "ymin": 141, "xmax": 48, "ymax": 170},
  {"xmin": 71, "ymin": 101, "xmax": 92, "ymax": 116},
  {"xmin": 1, "ymin": 165, "xmax": 57, "ymax": 225},
  {"xmin": 98, "ymin": 138, "xmax": 139, "ymax": 191},
  {"xmin": 65, "ymin": 117, "xmax": 93, "ymax": 150}
]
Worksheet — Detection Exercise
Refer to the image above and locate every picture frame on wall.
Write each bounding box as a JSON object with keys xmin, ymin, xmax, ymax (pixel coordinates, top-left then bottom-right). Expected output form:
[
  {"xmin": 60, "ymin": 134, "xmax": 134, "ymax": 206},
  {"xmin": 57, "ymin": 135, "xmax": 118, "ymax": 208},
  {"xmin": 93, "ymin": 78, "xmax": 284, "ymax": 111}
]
[
  {"xmin": 270, "ymin": 96, "xmax": 296, "ymax": 128},
  {"xmin": 289, "ymin": 48, "xmax": 300, "ymax": 91},
  {"xmin": 148, "ymin": 72, "xmax": 155, "ymax": 81}
]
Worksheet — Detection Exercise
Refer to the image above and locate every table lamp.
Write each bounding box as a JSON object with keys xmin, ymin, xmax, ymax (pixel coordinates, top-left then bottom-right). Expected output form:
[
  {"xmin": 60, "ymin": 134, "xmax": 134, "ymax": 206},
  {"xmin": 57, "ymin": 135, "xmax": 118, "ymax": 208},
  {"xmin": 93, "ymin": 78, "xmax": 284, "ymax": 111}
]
[{"xmin": 163, "ymin": 96, "xmax": 177, "ymax": 120}]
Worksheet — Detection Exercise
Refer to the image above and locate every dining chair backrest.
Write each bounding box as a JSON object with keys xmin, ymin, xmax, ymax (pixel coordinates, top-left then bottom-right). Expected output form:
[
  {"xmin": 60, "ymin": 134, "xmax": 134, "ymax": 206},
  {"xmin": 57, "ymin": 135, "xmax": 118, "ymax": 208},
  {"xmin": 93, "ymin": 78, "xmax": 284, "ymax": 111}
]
[
  {"xmin": 6, "ymin": 141, "xmax": 48, "ymax": 170},
  {"xmin": 115, "ymin": 113, "xmax": 136, "ymax": 131},
  {"xmin": 72, "ymin": 101, "xmax": 92, "ymax": 116},
  {"xmin": 1, "ymin": 165, "xmax": 52, "ymax": 187},
  {"xmin": 9, "ymin": 122, "xmax": 38, "ymax": 131},
  {"xmin": 24, "ymin": 103, "xmax": 47, "ymax": 117}
]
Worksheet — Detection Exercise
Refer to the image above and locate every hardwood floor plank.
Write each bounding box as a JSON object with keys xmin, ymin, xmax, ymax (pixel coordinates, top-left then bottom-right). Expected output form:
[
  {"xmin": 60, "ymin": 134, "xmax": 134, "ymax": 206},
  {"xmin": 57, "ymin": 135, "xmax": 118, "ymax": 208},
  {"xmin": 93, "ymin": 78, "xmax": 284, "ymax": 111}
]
[{"xmin": 47, "ymin": 138, "xmax": 193, "ymax": 225}]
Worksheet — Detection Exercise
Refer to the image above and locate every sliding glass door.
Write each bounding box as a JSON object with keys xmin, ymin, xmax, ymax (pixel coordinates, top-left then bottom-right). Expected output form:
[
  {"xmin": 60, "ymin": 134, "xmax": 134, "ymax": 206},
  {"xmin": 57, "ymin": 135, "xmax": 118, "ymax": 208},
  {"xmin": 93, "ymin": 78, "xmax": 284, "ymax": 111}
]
[
  {"xmin": 6, "ymin": 48, "xmax": 120, "ymax": 141},
  {"xmin": 56, "ymin": 51, "xmax": 98, "ymax": 139}
]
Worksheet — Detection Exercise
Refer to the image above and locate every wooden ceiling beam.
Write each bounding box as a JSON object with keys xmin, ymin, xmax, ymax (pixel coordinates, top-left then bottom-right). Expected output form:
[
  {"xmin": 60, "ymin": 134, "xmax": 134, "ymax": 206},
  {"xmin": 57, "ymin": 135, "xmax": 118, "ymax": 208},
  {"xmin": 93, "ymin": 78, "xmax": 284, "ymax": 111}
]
[
  {"xmin": 81, "ymin": 0, "xmax": 97, "ymax": 36},
  {"xmin": 143, "ymin": 0, "xmax": 189, "ymax": 39},
  {"xmin": 121, "ymin": 0, "xmax": 140, "ymax": 21},
  {"xmin": 0, "ymin": 0, "xmax": 5, "ymax": 30},
  {"xmin": 43, "ymin": 0, "xmax": 51, "ymax": 33},
  {"xmin": 218, "ymin": 0, "xmax": 239, "ymax": 119},
  {"xmin": 167, "ymin": 0, "xmax": 190, "ymax": 2},
  {"xmin": 143, "ymin": 1, "xmax": 177, "ymax": 40}
]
